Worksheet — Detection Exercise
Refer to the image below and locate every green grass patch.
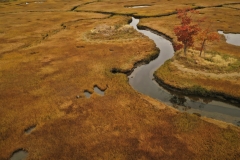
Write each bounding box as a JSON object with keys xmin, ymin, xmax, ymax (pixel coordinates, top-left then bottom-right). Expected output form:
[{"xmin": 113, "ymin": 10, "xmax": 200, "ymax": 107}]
[
  {"xmin": 188, "ymin": 85, "xmax": 210, "ymax": 97},
  {"xmin": 227, "ymin": 60, "xmax": 240, "ymax": 72}
]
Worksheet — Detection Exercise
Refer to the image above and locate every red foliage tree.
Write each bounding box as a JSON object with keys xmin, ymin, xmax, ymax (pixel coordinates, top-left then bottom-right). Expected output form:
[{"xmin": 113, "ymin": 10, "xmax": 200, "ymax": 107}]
[{"xmin": 174, "ymin": 8, "xmax": 201, "ymax": 55}]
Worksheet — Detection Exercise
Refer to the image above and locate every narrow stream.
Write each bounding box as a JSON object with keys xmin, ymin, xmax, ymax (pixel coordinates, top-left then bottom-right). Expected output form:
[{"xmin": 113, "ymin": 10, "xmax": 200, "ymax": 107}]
[{"xmin": 129, "ymin": 17, "xmax": 240, "ymax": 126}]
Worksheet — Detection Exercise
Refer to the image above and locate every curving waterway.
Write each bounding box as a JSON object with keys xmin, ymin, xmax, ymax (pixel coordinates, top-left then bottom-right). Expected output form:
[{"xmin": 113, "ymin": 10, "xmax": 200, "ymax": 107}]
[
  {"xmin": 218, "ymin": 30, "xmax": 240, "ymax": 46},
  {"xmin": 129, "ymin": 17, "xmax": 240, "ymax": 126}
]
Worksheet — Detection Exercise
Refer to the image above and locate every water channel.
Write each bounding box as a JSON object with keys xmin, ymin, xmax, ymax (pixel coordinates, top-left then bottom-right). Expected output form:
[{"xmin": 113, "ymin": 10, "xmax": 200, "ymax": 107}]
[
  {"xmin": 129, "ymin": 17, "xmax": 240, "ymax": 126},
  {"xmin": 218, "ymin": 31, "xmax": 240, "ymax": 46}
]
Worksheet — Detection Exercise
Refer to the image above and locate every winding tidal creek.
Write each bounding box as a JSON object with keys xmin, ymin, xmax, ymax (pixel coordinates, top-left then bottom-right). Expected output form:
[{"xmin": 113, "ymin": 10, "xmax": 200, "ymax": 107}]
[{"xmin": 129, "ymin": 17, "xmax": 240, "ymax": 126}]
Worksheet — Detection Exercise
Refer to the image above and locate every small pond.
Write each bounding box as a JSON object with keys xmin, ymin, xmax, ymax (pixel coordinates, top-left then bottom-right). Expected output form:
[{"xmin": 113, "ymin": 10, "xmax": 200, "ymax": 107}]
[
  {"xmin": 10, "ymin": 149, "xmax": 28, "ymax": 160},
  {"xmin": 126, "ymin": 5, "xmax": 150, "ymax": 8},
  {"xmin": 84, "ymin": 91, "xmax": 91, "ymax": 98},
  {"xmin": 84, "ymin": 86, "xmax": 105, "ymax": 98},
  {"xmin": 24, "ymin": 125, "xmax": 36, "ymax": 134},
  {"xmin": 94, "ymin": 86, "xmax": 105, "ymax": 96}
]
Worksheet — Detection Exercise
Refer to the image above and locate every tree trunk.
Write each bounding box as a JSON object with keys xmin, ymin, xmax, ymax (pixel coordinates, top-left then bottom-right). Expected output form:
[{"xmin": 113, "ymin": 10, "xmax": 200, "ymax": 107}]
[
  {"xmin": 184, "ymin": 45, "xmax": 187, "ymax": 55},
  {"xmin": 200, "ymin": 39, "xmax": 206, "ymax": 57}
]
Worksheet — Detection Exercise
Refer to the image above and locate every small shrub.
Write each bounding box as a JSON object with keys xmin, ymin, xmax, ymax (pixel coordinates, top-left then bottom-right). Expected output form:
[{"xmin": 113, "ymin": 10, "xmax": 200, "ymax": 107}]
[
  {"xmin": 222, "ymin": 54, "xmax": 230, "ymax": 61},
  {"xmin": 204, "ymin": 57, "xmax": 214, "ymax": 62}
]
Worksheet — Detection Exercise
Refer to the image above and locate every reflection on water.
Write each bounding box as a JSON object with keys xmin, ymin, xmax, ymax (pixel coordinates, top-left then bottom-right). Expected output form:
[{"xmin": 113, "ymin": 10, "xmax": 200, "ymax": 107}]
[
  {"xmin": 129, "ymin": 17, "xmax": 240, "ymax": 125},
  {"xmin": 218, "ymin": 31, "xmax": 240, "ymax": 46}
]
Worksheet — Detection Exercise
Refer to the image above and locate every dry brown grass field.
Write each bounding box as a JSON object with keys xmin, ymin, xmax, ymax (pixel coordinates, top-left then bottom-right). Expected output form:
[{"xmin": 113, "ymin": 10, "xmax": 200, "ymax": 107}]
[{"xmin": 0, "ymin": 0, "xmax": 240, "ymax": 159}]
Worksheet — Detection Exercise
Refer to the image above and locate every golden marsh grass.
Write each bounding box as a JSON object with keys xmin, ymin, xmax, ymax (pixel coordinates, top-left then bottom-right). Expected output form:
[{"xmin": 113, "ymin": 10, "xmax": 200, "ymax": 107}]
[{"xmin": 1, "ymin": 0, "xmax": 240, "ymax": 159}]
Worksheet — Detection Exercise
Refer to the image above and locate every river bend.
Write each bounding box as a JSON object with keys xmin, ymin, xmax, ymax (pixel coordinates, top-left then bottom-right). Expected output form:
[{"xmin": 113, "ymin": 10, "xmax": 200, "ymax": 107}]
[{"xmin": 129, "ymin": 17, "xmax": 240, "ymax": 126}]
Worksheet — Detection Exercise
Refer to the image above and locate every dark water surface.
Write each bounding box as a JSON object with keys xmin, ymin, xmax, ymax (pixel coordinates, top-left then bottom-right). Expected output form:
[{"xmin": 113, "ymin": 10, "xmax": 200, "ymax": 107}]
[{"xmin": 129, "ymin": 17, "xmax": 240, "ymax": 126}]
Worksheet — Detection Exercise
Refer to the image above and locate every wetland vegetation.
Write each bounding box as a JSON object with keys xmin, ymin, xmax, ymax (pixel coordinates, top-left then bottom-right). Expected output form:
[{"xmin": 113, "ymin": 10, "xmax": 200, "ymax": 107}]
[{"xmin": 0, "ymin": 0, "xmax": 240, "ymax": 159}]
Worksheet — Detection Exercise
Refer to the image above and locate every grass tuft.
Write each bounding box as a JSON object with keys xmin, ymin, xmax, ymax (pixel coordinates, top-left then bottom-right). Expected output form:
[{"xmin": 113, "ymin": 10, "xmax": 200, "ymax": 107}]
[
  {"xmin": 188, "ymin": 85, "xmax": 210, "ymax": 97},
  {"xmin": 174, "ymin": 113, "xmax": 200, "ymax": 132}
]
